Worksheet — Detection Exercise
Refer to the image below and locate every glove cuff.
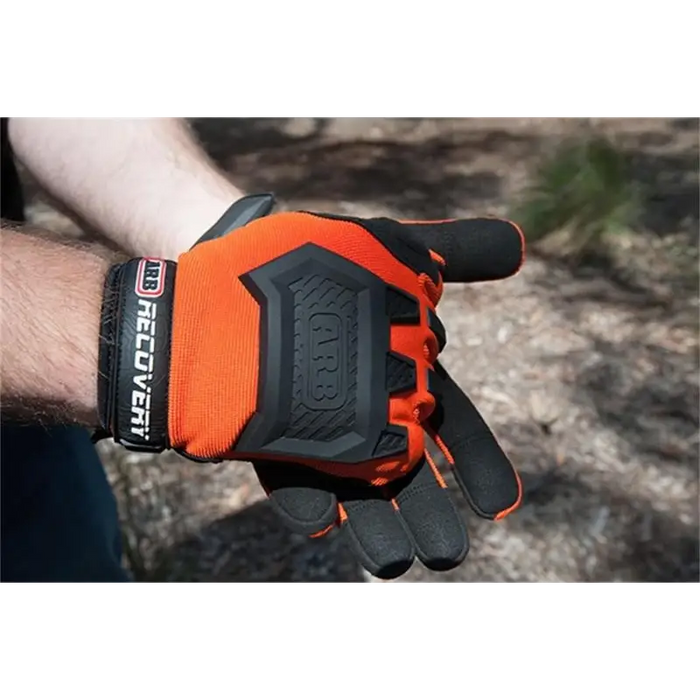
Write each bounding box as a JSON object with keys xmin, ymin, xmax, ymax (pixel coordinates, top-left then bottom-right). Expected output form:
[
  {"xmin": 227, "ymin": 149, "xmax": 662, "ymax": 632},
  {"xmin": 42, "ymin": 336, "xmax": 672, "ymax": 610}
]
[{"xmin": 97, "ymin": 257, "xmax": 177, "ymax": 452}]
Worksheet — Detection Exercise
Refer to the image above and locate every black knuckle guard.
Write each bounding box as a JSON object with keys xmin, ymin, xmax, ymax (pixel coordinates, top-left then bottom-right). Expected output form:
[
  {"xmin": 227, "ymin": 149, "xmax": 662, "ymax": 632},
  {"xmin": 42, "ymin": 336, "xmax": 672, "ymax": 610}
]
[{"xmin": 234, "ymin": 244, "xmax": 415, "ymax": 465}]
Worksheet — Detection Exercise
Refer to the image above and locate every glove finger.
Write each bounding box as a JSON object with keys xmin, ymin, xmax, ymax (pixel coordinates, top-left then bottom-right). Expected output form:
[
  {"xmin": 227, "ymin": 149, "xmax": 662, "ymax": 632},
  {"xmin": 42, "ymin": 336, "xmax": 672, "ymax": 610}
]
[
  {"xmin": 253, "ymin": 460, "xmax": 338, "ymax": 537},
  {"xmin": 389, "ymin": 450, "xmax": 469, "ymax": 571},
  {"xmin": 399, "ymin": 218, "xmax": 525, "ymax": 283},
  {"xmin": 257, "ymin": 460, "xmax": 416, "ymax": 579},
  {"xmin": 427, "ymin": 362, "xmax": 522, "ymax": 520},
  {"xmin": 336, "ymin": 480, "xmax": 415, "ymax": 580}
]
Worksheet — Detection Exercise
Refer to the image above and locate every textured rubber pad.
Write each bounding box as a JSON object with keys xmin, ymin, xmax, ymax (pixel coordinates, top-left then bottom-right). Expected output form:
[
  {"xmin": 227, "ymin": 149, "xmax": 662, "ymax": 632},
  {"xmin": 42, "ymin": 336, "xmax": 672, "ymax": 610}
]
[{"xmin": 235, "ymin": 243, "xmax": 420, "ymax": 463}]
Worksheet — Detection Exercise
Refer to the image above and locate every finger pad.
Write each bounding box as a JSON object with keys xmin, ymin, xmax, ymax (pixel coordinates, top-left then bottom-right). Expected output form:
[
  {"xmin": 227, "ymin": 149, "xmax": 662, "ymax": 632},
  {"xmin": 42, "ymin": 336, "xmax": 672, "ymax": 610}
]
[
  {"xmin": 453, "ymin": 435, "xmax": 521, "ymax": 519},
  {"xmin": 395, "ymin": 461, "xmax": 469, "ymax": 569},
  {"xmin": 341, "ymin": 499, "xmax": 415, "ymax": 579},
  {"xmin": 269, "ymin": 486, "xmax": 338, "ymax": 534},
  {"xmin": 441, "ymin": 219, "xmax": 525, "ymax": 283}
]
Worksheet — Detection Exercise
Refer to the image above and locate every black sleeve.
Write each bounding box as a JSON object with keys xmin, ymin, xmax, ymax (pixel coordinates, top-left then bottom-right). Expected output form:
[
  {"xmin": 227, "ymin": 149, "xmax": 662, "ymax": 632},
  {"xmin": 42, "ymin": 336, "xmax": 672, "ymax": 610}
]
[{"xmin": 1, "ymin": 118, "xmax": 26, "ymax": 223}]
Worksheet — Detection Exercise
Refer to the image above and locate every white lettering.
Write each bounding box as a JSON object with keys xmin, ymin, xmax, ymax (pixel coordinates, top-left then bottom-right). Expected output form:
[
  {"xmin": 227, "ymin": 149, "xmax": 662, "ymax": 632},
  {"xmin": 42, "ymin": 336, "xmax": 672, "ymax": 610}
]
[
  {"xmin": 131, "ymin": 404, "xmax": 146, "ymax": 426},
  {"xmin": 135, "ymin": 333, "xmax": 153, "ymax": 353},
  {"xmin": 135, "ymin": 350, "xmax": 150, "ymax": 372},
  {"xmin": 136, "ymin": 315, "xmax": 152, "ymax": 334},
  {"xmin": 134, "ymin": 375, "xmax": 148, "ymax": 391},
  {"xmin": 130, "ymin": 294, "xmax": 160, "ymax": 441}
]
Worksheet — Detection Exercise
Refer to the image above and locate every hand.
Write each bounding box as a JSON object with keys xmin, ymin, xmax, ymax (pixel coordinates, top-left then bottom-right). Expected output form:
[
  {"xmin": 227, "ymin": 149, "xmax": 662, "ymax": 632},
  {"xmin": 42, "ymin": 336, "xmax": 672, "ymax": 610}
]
[
  {"xmin": 251, "ymin": 214, "xmax": 526, "ymax": 579},
  {"xmin": 96, "ymin": 195, "xmax": 525, "ymax": 579},
  {"xmin": 98, "ymin": 197, "xmax": 519, "ymax": 487}
]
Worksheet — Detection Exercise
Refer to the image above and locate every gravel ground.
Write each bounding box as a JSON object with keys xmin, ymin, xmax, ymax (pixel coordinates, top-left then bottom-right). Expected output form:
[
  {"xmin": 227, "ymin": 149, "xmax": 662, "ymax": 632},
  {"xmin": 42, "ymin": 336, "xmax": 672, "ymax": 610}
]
[{"xmin": 23, "ymin": 118, "xmax": 700, "ymax": 582}]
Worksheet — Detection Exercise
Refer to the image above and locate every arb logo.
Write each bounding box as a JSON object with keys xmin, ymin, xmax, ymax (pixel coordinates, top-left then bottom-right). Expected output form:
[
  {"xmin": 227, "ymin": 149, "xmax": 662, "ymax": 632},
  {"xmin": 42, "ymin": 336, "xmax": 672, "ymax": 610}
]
[
  {"xmin": 304, "ymin": 312, "xmax": 347, "ymax": 410},
  {"xmin": 135, "ymin": 258, "xmax": 166, "ymax": 298}
]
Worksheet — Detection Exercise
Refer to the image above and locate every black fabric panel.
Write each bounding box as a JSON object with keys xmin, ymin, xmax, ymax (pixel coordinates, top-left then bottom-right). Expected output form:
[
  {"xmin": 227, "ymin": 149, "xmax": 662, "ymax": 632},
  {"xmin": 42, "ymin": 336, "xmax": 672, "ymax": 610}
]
[
  {"xmin": 428, "ymin": 362, "xmax": 519, "ymax": 517},
  {"xmin": 386, "ymin": 352, "xmax": 417, "ymax": 394},
  {"xmin": 427, "ymin": 308, "xmax": 447, "ymax": 353},
  {"xmin": 386, "ymin": 286, "xmax": 420, "ymax": 325}
]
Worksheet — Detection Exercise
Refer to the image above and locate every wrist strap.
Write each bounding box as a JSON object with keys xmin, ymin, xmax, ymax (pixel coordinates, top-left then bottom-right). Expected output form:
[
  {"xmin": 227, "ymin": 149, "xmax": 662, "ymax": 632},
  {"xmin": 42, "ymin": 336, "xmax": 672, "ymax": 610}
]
[{"xmin": 97, "ymin": 257, "xmax": 176, "ymax": 452}]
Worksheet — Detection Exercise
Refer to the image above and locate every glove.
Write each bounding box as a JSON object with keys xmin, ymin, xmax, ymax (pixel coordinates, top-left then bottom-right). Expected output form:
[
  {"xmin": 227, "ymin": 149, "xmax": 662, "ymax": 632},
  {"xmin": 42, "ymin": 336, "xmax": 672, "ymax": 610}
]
[
  {"xmin": 247, "ymin": 208, "xmax": 526, "ymax": 579},
  {"xmin": 173, "ymin": 196, "xmax": 525, "ymax": 580},
  {"xmin": 97, "ymin": 195, "xmax": 510, "ymax": 495}
]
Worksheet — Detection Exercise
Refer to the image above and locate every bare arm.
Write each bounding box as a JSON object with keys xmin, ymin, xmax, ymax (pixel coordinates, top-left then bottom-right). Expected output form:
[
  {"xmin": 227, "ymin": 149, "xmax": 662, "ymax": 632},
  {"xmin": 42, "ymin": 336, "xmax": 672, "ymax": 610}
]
[
  {"xmin": 0, "ymin": 226, "xmax": 110, "ymax": 425},
  {"xmin": 8, "ymin": 119, "xmax": 245, "ymax": 260}
]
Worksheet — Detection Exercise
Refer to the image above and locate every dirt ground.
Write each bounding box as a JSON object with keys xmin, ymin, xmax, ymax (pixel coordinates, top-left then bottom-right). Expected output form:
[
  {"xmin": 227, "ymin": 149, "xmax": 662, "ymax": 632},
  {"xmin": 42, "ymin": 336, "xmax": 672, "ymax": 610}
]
[{"xmin": 23, "ymin": 118, "xmax": 700, "ymax": 582}]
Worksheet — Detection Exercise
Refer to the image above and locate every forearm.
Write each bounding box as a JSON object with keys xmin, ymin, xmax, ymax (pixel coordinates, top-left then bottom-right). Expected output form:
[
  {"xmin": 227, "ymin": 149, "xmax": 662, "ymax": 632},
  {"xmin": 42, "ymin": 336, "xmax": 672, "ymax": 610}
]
[
  {"xmin": 8, "ymin": 119, "xmax": 245, "ymax": 259},
  {"xmin": 1, "ymin": 226, "xmax": 110, "ymax": 425}
]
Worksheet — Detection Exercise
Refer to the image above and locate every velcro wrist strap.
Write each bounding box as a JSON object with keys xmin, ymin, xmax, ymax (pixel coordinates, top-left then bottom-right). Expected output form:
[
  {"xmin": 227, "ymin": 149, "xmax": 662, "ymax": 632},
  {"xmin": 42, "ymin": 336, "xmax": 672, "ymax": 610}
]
[{"xmin": 97, "ymin": 257, "xmax": 176, "ymax": 452}]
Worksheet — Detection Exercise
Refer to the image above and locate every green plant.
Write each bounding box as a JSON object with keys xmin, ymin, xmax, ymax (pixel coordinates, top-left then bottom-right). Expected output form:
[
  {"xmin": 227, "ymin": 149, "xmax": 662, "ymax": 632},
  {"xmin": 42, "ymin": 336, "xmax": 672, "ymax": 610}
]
[{"xmin": 512, "ymin": 136, "xmax": 642, "ymax": 258}]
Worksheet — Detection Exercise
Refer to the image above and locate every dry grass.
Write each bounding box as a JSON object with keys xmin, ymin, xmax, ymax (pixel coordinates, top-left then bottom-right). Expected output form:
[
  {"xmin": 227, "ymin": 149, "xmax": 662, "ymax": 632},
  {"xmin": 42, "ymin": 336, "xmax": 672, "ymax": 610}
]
[{"xmin": 23, "ymin": 118, "xmax": 700, "ymax": 582}]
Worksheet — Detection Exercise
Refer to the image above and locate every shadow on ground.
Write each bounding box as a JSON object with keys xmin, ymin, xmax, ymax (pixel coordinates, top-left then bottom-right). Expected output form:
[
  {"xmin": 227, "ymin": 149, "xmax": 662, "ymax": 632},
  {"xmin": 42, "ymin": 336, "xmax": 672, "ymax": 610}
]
[
  {"xmin": 518, "ymin": 466, "xmax": 699, "ymax": 582},
  {"xmin": 146, "ymin": 454, "xmax": 699, "ymax": 583},
  {"xmin": 576, "ymin": 339, "xmax": 698, "ymax": 467},
  {"xmin": 531, "ymin": 244, "xmax": 698, "ymax": 486},
  {"xmin": 190, "ymin": 118, "xmax": 537, "ymax": 217},
  {"xmin": 190, "ymin": 118, "xmax": 699, "ymax": 233},
  {"xmin": 148, "ymin": 500, "xmax": 365, "ymax": 582}
]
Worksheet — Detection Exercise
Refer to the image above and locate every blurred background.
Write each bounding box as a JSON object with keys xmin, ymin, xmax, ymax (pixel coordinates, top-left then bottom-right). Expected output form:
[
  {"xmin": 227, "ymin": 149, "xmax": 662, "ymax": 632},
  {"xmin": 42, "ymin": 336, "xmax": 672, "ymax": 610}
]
[{"xmin": 23, "ymin": 118, "xmax": 699, "ymax": 582}]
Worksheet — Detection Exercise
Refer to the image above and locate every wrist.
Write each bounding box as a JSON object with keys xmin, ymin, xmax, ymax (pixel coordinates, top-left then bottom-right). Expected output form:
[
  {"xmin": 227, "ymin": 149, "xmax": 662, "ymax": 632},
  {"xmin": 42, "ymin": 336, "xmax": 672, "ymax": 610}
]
[
  {"xmin": 98, "ymin": 256, "xmax": 176, "ymax": 450},
  {"xmin": 0, "ymin": 230, "xmax": 109, "ymax": 427},
  {"xmin": 66, "ymin": 255, "xmax": 110, "ymax": 427},
  {"xmin": 155, "ymin": 184, "xmax": 245, "ymax": 260}
]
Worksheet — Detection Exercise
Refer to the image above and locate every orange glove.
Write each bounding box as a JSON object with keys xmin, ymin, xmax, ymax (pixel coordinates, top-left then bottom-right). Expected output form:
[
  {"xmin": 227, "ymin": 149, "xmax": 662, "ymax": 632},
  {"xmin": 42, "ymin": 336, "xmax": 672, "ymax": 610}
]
[{"xmin": 97, "ymin": 195, "xmax": 506, "ymax": 488}]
